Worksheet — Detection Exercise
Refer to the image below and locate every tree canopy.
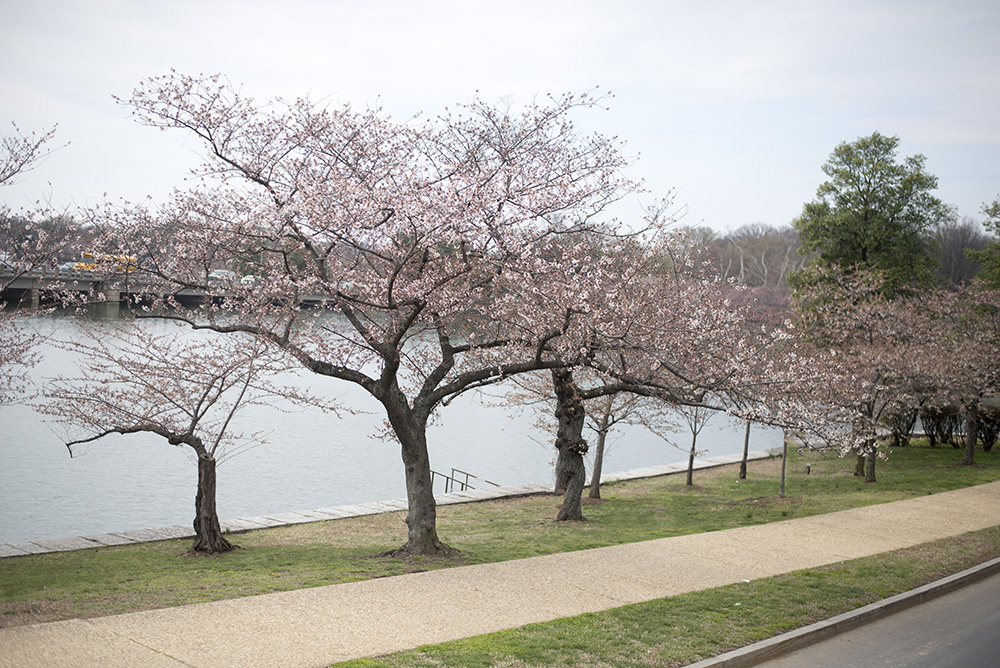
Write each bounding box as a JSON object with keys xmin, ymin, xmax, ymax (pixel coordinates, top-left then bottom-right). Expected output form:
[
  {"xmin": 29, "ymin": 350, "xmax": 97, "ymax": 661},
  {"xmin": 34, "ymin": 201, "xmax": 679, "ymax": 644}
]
[
  {"xmin": 968, "ymin": 196, "xmax": 1000, "ymax": 287},
  {"xmin": 792, "ymin": 131, "xmax": 952, "ymax": 291},
  {"xmin": 94, "ymin": 72, "xmax": 647, "ymax": 555}
]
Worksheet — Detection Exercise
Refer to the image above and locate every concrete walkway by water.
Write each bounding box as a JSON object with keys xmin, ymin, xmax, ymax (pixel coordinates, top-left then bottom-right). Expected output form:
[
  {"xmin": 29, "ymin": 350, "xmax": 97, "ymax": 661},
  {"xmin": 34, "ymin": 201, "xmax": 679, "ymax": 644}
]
[
  {"xmin": 2, "ymin": 469, "xmax": 999, "ymax": 667},
  {"xmin": 0, "ymin": 451, "xmax": 779, "ymax": 558}
]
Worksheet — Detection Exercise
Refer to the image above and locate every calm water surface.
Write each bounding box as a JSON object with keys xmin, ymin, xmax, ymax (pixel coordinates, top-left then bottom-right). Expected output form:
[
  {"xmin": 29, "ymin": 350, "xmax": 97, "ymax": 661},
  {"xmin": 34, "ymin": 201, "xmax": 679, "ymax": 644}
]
[{"xmin": 0, "ymin": 314, "xmax": 781, "ymax": 544}]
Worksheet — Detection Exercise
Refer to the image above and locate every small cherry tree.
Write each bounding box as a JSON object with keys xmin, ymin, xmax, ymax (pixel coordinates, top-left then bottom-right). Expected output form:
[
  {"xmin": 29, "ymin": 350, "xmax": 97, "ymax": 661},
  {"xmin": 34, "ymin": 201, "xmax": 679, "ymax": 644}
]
[
  {"xmin": 584, "ymin": 390, "xmax": 657, "ymax": 499},
  {"xmin": 925, "ymin": 283, "xmax": 1000, "ymax": 465},
  {"xmin": 539, "ymin": 231, "xmax": 811, "ymax": 512},
  {"xmin": 39, "ymin": 322, "xmax": 311, "ymax": 553},
  {"xmin": 791, "ymin": 266, "xmax": 940, "ymax": 481},
  {"xmin": 1, "ymin": 123, "xmax": 65, "ymax": 404}
]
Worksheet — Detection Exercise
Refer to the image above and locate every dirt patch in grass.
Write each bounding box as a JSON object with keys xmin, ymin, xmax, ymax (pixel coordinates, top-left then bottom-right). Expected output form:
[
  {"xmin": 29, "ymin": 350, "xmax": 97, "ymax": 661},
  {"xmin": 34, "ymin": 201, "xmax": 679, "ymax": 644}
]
[
  {"xmin": 726, "ymin": 495, "xmax": 803, "ymax": 509},
  {"xmin": 0, "ymin": 590, "xmax": 167, "ymax": 628},
  {"xmin": 487, "ymin": 494, "xmax": 554, "ymax": 506},
  {"xmin": 361, "ymin": 552, "xmax": 470, "ymax": 578},
  {"xmin": 1, "ymin": 600, "xmax": 72, "ymax": 628},
  {"xmin": 236, "ymin": 512, "xmax": 408, "ymax": 548}
]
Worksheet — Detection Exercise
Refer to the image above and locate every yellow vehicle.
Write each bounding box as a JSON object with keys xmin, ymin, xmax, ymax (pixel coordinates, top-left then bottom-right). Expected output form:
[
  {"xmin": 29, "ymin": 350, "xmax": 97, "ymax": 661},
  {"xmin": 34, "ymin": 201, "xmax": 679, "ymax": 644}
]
[{"xmin": 73, "ymin": 252, "xmax": 138, "ymax": 273}]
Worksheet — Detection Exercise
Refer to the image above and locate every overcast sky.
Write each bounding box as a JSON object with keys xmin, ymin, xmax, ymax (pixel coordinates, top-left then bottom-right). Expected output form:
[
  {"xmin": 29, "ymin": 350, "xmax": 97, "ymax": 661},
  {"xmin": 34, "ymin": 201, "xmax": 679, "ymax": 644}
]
[{"xmin": 2, "ymin": 0, "xmax": 998, "ymax": 233}]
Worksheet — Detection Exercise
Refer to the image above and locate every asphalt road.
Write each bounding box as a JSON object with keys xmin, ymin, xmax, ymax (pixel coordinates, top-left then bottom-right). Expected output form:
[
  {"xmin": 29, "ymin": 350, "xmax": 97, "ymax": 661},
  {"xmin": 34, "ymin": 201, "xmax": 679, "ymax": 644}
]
[{"xmin": 753, "ymin": 570, "xmax": 1000, "ymax": 668}]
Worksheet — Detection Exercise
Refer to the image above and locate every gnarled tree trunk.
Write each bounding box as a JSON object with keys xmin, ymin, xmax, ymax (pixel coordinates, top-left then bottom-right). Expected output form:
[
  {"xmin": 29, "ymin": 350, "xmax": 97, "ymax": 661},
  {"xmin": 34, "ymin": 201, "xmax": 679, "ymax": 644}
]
[
  {"xmin": 958, "ymin": 399, "xmax": 979, "ymax": 466},
  {"xmin": 384, "ymin": 387, "xmax": 447, "ymax": 555},
  {"xmin": 865, "ymin": 451, "xmax": 877, "ymax": 483},
  {"xmin": 551, "ymin": 369, "xmax": 587, "ymax": 521},
  {"xmin": 399, "ymin": 430, "xmax": 444, "ymax": 553},
  {"xmin": 553, "ymin": 447, "xmax": 573, "ymax": 495},
  {"xmin": 854, "ymin": 453, "xmax": 866, "ymax": 476},
  {"xmin": 192, "ymin": 451, "xmax": 235, "ymax": 553}
]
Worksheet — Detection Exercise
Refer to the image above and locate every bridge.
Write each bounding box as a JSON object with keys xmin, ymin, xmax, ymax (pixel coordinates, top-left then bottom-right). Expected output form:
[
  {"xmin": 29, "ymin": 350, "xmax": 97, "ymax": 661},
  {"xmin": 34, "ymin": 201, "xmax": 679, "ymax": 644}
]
[
  {"xmin": 2, "ymin": 266, "xmax": 143, "ymax": 314},
  {"xmin": 0, "ymin": 266, "xmax": 337, "ymax": 314}
]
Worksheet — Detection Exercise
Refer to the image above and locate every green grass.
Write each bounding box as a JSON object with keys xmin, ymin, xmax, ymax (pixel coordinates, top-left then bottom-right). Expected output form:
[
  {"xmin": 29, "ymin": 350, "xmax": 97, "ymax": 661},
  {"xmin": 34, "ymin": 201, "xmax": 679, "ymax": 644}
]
[{"xmin": 1, "ymin": 440, "xmax": 998, "ymax": 632}]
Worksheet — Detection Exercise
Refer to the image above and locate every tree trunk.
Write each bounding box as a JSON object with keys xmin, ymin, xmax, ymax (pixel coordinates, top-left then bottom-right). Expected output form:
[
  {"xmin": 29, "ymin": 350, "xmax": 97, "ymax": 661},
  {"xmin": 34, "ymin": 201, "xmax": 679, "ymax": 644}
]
[
  {"xmin": 686, "ymin": 430, "xmax": 697, "ymax": 486},
  {"xmin": 384, "ymin": 388, "xmax": 446, "ymax": 555},
  {"xmin": 558, "ymin": 454, "xmax": 587, "ymax": 521},
  {"xmin": 980, "ymin": 411, "xmax": 999, "ymax": 452},
  {"xmin": 779, "ymin": 435, "xmax": 787, "ymax": 498},
  {"xmin": 551, "ymin": 369, "xmax": 587, "ymax": 521},
  {"xmin": 399, "ymin": 429, "xmax": 444, "ymax": 553},
  {"xmin": 865, "ymin": 451, "xmax": 877, "ymax": 483},
  {"xmin": 191, "ymin": 452, "xmax": 235, "ymax": 553},
  {"xmin": 739, "ymin": 420, "xmax": 751, "ymax": 480},
  {"xmin": 588, "ymin": 410, "xmax": 610, "ymax": 499},
  {"xmin": 553, "ymin": 447, "xmax": 573, "ymax": 495},
  {"xmin": 922, "ymin": 407, "xmax": 944, "ymax": 447},
  {"xmin": 958, "ymin": 400, "xmax": 979, "ymax": 466},
  {"xmin": 854, "ymin": 453, "xmax": 866, "ymax": 476}
]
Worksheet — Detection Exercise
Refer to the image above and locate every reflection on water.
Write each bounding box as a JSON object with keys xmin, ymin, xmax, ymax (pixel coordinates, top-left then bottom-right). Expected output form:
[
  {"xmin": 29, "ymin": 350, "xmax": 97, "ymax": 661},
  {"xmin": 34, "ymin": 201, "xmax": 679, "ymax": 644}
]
[{"xmin": 0, "ymin": 312, "xmax": 781, "ymax": 543}]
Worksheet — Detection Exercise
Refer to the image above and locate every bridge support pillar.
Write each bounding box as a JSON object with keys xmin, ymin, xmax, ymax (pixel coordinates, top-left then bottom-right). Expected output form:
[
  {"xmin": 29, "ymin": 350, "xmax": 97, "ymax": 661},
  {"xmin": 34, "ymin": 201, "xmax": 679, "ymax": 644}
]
[
  {"xmin": 22, "ymin": 288, "xmax": 40, "ymax": 309},
  {"xmin": 93, "ymin": 285, "xmax": 121, "ymax": 317}
]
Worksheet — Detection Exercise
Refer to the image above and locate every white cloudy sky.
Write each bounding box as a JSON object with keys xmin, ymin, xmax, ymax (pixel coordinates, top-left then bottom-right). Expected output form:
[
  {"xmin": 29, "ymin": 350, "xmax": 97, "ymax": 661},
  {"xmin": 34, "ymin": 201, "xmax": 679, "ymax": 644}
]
[{"xmin": 2, "ymin": 0, "xmax": 998, "ymax": 232}]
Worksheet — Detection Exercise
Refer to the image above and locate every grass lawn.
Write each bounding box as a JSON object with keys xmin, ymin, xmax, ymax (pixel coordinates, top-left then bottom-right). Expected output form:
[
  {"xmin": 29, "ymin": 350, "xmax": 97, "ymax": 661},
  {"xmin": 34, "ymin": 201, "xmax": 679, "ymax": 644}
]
[{"xmin": 2, "ymin": 439, "xmax": 998, "ymax": 659}]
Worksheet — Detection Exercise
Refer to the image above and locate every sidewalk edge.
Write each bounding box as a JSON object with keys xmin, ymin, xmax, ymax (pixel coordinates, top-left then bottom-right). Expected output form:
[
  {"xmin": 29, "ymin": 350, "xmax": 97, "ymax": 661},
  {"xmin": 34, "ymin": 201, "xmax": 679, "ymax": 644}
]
[{"xmin": 683, "ymin": 555, "xmax": 1000, "ymax": 668}]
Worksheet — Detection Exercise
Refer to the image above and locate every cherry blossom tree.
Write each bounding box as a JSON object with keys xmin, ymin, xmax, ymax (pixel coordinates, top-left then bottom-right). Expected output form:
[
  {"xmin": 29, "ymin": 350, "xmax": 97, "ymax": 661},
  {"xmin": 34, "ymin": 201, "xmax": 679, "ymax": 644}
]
[
  {"xmin": 89, "ymin": 72, "xmax": 640, "ymax": 554},
  {"xmin": 39, "ymin": 322, "xmax": 310, "ymax": 553},
  {"xmin": 541, "ymin": 232, "xmax": 814, "ymax": 510},
  {"xmin": 1, "ymin": 123, "xmax": 64, "ymax": 404},
  {"xmin": 925, "ymin": 283, "xmax": 1000, "ymax": 465},
  {"xmin": 0, "ymin": 316, "xmax": 35, "ymax": 405},
  {"xmin": 491, "ymin": 224, "xmax": 826, "ymax": 518},
  {"xmin": 0, "ymin": 122, "xmax": 59, "ymax": 189},
  {"xmin": 584, "ymin": 391, "xmax": 654, "ymax": 499},
  {"xmin": 501, "ymin": 363, "xmax": 662, "ymax": 518},
  {"xmin": 636, "ymin": 400, "xmax": 716, "ymax": 487},
  {"xmin": 791, "ymin": 265, "xmax": 941, "ymax": 482}
]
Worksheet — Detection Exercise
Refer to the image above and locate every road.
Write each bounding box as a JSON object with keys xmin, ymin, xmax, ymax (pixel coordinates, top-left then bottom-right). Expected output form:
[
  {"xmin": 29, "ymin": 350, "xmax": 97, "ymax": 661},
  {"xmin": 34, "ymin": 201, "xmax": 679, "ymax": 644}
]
[{"xmin": 753, "ymin": 570, "xmax": 1000, "ymax": 667}]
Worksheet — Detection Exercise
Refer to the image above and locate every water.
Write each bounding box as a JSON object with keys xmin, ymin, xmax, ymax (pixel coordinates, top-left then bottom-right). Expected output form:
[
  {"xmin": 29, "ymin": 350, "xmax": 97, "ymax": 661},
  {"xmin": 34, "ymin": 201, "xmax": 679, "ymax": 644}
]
[{"xmin": 0, "ymin": 313, "xmax": 781, "ymax": 544}]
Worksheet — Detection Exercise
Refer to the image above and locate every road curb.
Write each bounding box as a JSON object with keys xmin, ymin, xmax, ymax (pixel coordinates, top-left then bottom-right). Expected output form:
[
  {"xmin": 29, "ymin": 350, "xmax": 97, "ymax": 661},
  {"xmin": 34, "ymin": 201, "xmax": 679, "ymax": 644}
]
[{"xmin": 684, "ymin": 555, "xmax": 1000, "ymax": 668}]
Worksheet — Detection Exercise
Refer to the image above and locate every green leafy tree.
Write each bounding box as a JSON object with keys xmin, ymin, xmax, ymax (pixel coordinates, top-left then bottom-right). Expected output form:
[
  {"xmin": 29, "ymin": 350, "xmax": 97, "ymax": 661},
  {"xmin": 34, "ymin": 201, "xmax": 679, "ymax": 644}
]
[
  {"xmin": 792, "ymin": 132, "xmax": 952, "ymax": 292},
  {"xmin": 968, "ymin": 196, "xmax": 1000, "ymax": 287}
]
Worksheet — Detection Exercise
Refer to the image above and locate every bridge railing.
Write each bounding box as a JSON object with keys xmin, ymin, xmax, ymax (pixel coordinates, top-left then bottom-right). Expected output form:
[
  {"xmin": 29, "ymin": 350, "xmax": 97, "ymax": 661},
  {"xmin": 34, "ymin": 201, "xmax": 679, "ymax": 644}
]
[{"xmin": 0, "ymin": 265, "xmax": 107, "ymax": 281}]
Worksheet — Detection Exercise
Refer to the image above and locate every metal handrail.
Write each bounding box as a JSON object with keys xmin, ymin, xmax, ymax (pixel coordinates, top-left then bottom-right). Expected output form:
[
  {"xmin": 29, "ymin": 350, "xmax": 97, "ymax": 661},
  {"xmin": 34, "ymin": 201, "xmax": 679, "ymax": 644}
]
[
  {"xmin": 430, "ymin": 468, "xmax": 500, "ymax": 494},
  {"xmin": 450, "ymin": 468, "xmax": 500, "ymax": 489}
]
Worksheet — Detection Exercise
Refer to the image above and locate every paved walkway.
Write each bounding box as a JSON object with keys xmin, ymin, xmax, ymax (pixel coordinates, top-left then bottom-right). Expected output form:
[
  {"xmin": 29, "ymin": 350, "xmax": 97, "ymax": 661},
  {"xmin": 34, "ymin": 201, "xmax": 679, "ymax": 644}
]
[{"xmin": 3, "ymin": 474, "xmax": 999, "ymax": 667}]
